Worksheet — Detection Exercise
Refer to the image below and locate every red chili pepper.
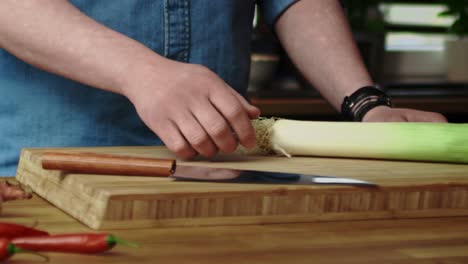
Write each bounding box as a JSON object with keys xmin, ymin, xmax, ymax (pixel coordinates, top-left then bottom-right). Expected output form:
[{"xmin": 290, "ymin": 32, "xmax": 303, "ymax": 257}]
[
  {"xmin": 0, "ymin": 238, "xmax": 47, "ymax": 262},
  {"xmin": 12, "ymin": 233, "xmax": 138, "ymax": 254},
  {"xmin": 0, "ymin": 222, "xmax": 49, "ymax": 239}
]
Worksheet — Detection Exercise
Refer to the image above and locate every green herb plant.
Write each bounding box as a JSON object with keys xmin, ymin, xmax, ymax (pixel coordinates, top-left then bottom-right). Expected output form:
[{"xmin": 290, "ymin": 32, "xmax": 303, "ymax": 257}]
[{"xmin": 439, "ymin": 0, "xmax": 468, "ymax": 39}]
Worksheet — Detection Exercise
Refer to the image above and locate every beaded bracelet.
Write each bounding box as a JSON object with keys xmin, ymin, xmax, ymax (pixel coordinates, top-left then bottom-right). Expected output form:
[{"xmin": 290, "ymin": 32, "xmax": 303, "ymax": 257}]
[{"xmin": 341, "ymin": 86, "xmax": 393, "ymax": 121}]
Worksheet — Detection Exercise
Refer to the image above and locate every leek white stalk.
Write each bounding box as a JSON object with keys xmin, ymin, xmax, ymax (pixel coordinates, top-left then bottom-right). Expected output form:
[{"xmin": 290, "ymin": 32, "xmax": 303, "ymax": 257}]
[{"xmin": 243, "ymin": 118, "xmax": 468, "ymax": 164}]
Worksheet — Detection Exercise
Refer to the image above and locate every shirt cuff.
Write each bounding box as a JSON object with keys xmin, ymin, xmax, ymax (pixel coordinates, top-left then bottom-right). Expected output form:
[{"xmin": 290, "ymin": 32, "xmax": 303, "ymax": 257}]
[{"xmin": 258, "ymin": 0, "xmax": 299, "ymax": 26}]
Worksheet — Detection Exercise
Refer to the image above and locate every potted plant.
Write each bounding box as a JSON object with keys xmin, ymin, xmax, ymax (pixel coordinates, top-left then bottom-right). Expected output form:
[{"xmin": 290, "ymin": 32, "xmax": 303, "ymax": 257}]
[{"xmin": 439, "ymin": 0, "xmax": 468, "ymax": 82}]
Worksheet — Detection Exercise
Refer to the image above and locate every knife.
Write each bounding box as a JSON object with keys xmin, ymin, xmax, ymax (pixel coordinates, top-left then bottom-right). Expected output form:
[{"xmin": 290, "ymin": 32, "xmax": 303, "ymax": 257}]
[{"xmin": 40, "ymin": 152, "xmax": 377, "ymax": 187}]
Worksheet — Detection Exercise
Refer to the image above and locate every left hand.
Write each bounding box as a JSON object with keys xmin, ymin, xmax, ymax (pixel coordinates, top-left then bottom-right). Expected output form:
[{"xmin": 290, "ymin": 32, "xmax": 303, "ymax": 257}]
[{"xmin": 362, "ymin": 106, "xmax": 448, "ymax": 123}]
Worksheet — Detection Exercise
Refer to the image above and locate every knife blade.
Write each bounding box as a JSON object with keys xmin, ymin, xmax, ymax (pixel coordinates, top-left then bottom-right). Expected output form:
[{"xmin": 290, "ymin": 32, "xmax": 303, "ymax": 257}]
[
  {"xmin": 41, "ymin": 152, "xmax": 376, "ymax": 187},
  {"xmin": 172, "ymin": 170, "xmax": 376, "ymax": 186}
]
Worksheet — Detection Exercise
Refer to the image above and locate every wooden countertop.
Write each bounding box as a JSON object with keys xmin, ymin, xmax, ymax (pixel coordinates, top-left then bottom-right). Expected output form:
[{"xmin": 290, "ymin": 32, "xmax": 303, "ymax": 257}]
[{"xmin": 3, "ymin": 191, "xmax": 468, "ymax": 263}]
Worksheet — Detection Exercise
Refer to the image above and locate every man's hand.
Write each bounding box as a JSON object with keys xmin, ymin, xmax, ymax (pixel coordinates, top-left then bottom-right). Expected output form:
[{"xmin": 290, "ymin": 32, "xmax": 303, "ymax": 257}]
[
  {"xmin": 125, "ymin": 60, "xmax": 260, "ymax": 159},
  {"xmin": 362, "ymin": 106, "xmax": 448, "ymax": 123},
  {"xmin": 0, "ymin": 0, "xmax": 260, "ymax": 160}
]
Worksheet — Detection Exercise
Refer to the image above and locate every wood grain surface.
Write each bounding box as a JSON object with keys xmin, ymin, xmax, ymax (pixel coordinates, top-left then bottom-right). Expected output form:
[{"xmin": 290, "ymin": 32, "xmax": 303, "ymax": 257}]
[
  {"xmin": 15, "ymin": 146, "xmax": 468, "ymax": 230},
  {"xmin": 2, "ymin": 195, "xmax": 468, "ymax": 264}
]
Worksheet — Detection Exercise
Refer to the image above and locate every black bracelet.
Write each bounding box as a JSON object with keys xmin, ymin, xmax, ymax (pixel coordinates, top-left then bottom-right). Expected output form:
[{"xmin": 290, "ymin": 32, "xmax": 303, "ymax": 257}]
[{"xmin": 341, "ymin": 86, "xmax": 393, "ymax": 121}]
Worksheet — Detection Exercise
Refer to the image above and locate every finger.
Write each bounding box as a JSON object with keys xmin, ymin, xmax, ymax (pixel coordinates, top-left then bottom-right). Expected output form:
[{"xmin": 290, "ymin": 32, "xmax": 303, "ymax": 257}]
[
  {"xmin": 417, "ymin": 112, "xmax": 448, "ymax": 123},
  {"xmin": 173, "ymin": 110, "xmax": 218, "ymax": 158},
  {"xmin": 230, "ymin": 90, "xmax": 261, "ymax": 119},
  {"xmin": 402, "ymin": 109, "xmax": 447, "ymax": 123},
  {"xmin": 389, "ymin": 113, "xmax": 408, "ymax": 122},
  {"xmin": 191, "ymin": 100, "xmax": 238, "ymax": 153},
  {"xmin": 394, "ymin": 117, "xmax": 408, "ymax": 122},
  {"xmin": 153, "ymin": 120, "xmax": 197, "ymax": 159},
  {"xmin": 367, "ymin": 112, "xmax": 407, "ymax": 122},
  {"xmin": 209, "ymin": 89, "xmax": 257, "ymax": 148},
  {"xmin": 432, "ymin": 113, "xmax": 448, "ymax": 123}
]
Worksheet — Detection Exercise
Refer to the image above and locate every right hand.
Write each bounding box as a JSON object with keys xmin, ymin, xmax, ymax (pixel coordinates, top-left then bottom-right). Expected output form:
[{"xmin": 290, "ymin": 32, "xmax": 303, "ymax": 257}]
[{"xmin": 124, "ymin": 60, "xmax": 260, "ymax": 159}]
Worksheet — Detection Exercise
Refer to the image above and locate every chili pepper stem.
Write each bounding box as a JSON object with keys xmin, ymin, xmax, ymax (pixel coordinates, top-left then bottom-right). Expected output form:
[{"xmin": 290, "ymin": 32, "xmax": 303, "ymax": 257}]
[
  {"xmin": 8, "ymin": 244, "xmax": 49, "ymax": 262},
  {"xmin": 107, "ymin": 235, "xmax": 140, "ymax": 248}
]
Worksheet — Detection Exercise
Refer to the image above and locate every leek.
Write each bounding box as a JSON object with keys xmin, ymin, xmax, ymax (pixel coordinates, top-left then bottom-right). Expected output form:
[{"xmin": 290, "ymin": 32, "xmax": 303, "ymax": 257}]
[{"xmin": 244, "ymin": 118, "xmax": 468, "ymax": 164}]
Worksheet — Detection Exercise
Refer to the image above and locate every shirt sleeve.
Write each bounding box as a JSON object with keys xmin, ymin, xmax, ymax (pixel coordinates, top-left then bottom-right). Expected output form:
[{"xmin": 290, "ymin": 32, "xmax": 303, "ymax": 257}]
[{"xmin": 258, "ymin": 0, "xmax": 299, "ymax": 26}]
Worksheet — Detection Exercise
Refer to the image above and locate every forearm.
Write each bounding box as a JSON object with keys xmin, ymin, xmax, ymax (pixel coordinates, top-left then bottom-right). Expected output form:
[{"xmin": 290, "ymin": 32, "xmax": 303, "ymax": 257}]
[
  {"xmin": 275, "ymin": 0, "xmax": 373, "ymax": 111},
  {"xmin": 0, "ymin": 0, "xmax": 166, "ymax": 96}
]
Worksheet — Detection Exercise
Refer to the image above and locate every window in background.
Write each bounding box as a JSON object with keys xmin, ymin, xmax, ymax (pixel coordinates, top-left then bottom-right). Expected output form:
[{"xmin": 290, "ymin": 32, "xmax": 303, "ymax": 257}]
[{"xmin": 380, "ymin": 3, "xmax": 453, "ymax": 51}]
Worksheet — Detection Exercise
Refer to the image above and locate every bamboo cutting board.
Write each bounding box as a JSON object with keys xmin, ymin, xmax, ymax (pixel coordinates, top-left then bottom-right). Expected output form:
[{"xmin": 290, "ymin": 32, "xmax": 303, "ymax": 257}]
[{"xmin": 16, "ymin": 146, "xmax": 468, "ymax": 230}]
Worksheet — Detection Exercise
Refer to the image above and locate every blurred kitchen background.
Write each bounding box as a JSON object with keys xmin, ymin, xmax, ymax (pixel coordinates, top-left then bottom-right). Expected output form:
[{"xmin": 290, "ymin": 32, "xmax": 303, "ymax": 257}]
[{"xmin": 248, "ymin": 0, "xmax": 468, "ymax": 123}]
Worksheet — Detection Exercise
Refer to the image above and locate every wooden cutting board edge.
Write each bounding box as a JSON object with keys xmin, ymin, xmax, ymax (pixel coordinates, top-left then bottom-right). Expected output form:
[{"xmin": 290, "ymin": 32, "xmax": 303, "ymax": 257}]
[
  {"xmin": 15, "ymin": 147, "xmax": 468, "ymax": 230},
  {"xmin": 16, "ymin": 149, "xmax": 109, "ymax": 229}
]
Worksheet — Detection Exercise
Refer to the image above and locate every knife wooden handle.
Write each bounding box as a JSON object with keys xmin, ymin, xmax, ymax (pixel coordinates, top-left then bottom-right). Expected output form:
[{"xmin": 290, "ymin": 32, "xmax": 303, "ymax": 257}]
[{"xmin": 41, "ymin": 152, "xmax": 175, "ymax": 177}]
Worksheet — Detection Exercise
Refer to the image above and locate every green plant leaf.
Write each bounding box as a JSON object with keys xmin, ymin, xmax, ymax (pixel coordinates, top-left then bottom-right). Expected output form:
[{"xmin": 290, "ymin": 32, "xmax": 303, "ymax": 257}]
[
  {"xmin": 438, "ymin": 10, "xmax": 457, "ymax": 17},
  {"xmin": 440, "ymin": 0, "xmax": 468, "ymax": 37},
  {"xmin": 449, "ymin": 18, "xmax": 468, "ymax": 38}
]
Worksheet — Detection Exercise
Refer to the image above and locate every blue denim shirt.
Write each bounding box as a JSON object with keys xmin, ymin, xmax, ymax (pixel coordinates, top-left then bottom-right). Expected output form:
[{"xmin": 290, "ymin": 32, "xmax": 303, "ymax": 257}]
[{"xmin": 0, "ymin": 0, "xmax": 296, "ymax": 175}]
